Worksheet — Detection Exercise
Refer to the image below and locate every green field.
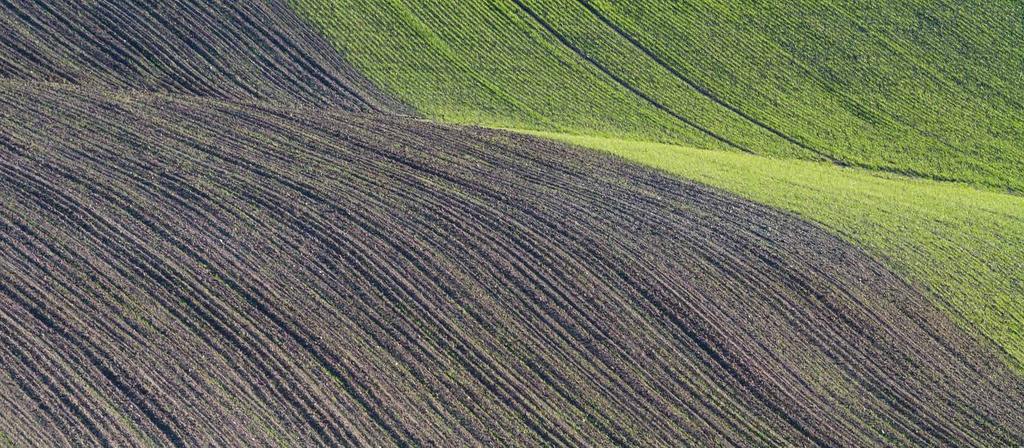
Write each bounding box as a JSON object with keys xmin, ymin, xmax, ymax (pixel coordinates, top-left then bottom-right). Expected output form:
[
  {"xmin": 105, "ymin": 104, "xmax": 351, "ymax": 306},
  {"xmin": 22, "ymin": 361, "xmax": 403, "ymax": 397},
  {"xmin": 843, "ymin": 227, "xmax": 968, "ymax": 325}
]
[
  {"xmin": 523, "ymin": 130, "xmax": 1024, "ymax": 368},
  {"xmin": 292, "ymin": 0, "xmax": 1024, "ymax": 368},
  {"xmin": 293, "ymin": 0, "xmax": 1024, "ymax": 193}
]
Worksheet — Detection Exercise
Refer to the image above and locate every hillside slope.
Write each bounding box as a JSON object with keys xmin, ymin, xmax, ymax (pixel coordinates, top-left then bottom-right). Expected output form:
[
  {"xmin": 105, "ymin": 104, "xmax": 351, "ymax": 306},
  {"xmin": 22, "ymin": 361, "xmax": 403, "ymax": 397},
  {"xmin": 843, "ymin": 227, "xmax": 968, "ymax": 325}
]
[
  {"xmin": 3, "ymin": 80, "xmax": 1024, "ymax": 446},
  {"xmin": 293, "ymin": 0, "xmax": 1024, "ymax": 191}
]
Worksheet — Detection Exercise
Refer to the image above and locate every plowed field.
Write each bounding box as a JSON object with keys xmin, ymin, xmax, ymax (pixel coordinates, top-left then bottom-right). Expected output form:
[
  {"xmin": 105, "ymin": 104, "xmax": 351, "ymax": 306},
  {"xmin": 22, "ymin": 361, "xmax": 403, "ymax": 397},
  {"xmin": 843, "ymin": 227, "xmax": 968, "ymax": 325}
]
[{"xmin": 1, "ymin": 80, "xmax": 1023, "ymax": 445}]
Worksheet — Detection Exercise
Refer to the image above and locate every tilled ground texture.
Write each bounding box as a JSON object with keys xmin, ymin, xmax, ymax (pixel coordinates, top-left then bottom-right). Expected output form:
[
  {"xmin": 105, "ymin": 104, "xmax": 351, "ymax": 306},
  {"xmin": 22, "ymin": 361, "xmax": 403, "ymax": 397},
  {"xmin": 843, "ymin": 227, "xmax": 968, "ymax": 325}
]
[
  {"xmin": 1, "ymin": 80, "xmax": 1023, "ymax": 446},
  {"xmin": 0, "ymin": 0, "xmax": 406, "ymax": 112}
]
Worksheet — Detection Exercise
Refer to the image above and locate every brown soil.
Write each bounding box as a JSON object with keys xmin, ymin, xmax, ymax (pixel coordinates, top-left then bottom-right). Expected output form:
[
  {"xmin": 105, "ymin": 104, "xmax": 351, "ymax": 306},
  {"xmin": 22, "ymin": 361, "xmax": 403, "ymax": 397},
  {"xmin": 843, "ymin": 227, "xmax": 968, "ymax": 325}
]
[{"xmin": 0, "ymin": 80, "xmax": 1021, "ymax": 446}]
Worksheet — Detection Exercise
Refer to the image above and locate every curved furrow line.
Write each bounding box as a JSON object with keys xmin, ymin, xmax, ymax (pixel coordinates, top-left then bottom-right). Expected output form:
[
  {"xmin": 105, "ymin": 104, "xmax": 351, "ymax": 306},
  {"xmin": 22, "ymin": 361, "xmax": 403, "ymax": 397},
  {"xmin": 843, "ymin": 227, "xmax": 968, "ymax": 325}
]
[
  {"xmin": 76, "ymin": 113, "xmax": 464, "ymax": 443},
  {"xmin": 93, "ymin": 1, "xmax": 240, "ymax": 99},
  {"xmin": 574, "ymin": 0, "xmax": 832, "ymax": 161},
  {"xmin": 0, "ymin": 142, "xmax": 357, "ymax": 445},
  {"xmin": 135, "ymin": 3, "xmax": 246, "ymax": 100},
  {"xmin": 298, "ymin": 220, "xmax": 555, "ymax": 436},
  {"xmin": 387, "ymin": 231, "xmax": 651, "ymax": 443},
  {"xmin": 202, "ymin": 152, "xmax": 575, "ymax": 445},
  {"xmin": 219, "ymin": 141, "xmax": 667, "ymax": 443},
  {"xmin": 66, "ymin": 150, "xmax": 411, "ymax": 443},
  {"xmin": 0, "ymin": 339, "xmax": 69, "ymax": 448},
  {"xmin": 403, "ymin": 126, "xmax": 1019, "ymax": 443},
  {"xmin": 86, "ymin": 191, "xmax": 358, "ymax": 444},
  {"xmin": 42, "ymin": 177, "xmax": 352, "ymax": 446},
  {"xmin": 313, "ymin": 118, "xmax": 991, "ymax": 443},
  {"xmin": 670, "ymin": 188, "xmax": 1020, "ymax": 437},
  {"xmin": 0, "ymin": 296, "xmax": 111, "ymax": 446},
  {"xmin": 468, "ymin": 245, "xmax": 745, "ymax": 442},
  {"xmin": 149, "ymin": 93, "xmax": 831, "ymax": 443},
  {"xmin": 631, "ymin": 197, "xmax": 981, "ymax": 443},
  {"xmin": 0, "ymin": 187, "xmax": 152, "ymax": 357},
  {"xmin": 225, "ymin": 2, "xmax": 376, "ymax": 110},
  {"xmin": 503, "ymin": 0, "xmax": 752, "ymax": 153},
  {"xmin": 0, "ymin": 15, "xmax": 70, "ymax": 84},
  {"xmin": 344, "ymin": 125, "xmax": 831, "ymax": 441},
  {"xmin": 303, "ymin": 113, "xmax": 999, "ymax": 443},
  {"xmin": 0, "ymin": 261, "xmax": 185, "ymax": 446},
  {"xmin": 286, "ymin": 130, "xmax": 737, "ymax": 441},
  {"xmin": 206, "ymin": 2, "xmax": 327, "ymax": 102},
  {"xmin": 646, "ymin": 219, "xmax": 923, "ymax": 436},
  {"xmin": 377, "ymin": 222, "xmax": 639, "ymax": 444},
  {"xmin": 25, "ymin": 155, "xmax": 367, "ymax": 445},
  {"xmin": 10, "ymin": 0, "xmax": 152, "ymax": 89},
  {"xmin": 0, "ymin": 163, "xmax": 248, "ymax": 443}
]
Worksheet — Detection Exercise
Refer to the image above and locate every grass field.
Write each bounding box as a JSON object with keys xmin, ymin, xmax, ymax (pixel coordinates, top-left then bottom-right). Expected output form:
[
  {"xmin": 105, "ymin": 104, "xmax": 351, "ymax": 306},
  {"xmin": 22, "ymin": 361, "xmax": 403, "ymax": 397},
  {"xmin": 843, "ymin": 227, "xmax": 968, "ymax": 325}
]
[
  {"xmin": 292, "ymin": 0, "xmax": 1024, "ymax": 193},
  {"xmin": 523, "ymin": 130, "xmax": 1024, "ymax": 369}
]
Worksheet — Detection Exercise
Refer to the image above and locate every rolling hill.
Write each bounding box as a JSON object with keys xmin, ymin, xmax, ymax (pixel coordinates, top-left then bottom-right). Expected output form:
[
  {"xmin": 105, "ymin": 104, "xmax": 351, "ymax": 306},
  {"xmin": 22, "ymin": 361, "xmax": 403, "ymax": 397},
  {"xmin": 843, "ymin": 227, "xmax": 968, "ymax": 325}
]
[
  {"xmin": 3, "ymin": 79, "xmax": 1024, "ymax": 446},
  {"xmin": 527, "ymin": 130, "xmax": 1024, "ymax": 370}
]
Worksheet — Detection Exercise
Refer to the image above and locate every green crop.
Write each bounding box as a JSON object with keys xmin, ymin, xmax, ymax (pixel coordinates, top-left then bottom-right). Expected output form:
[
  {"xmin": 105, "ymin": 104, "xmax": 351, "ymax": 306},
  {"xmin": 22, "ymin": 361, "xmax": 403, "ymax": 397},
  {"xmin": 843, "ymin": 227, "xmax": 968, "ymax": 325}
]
[{"xmin": 292, "ymin": 0, "xmax": 1024, "ymax": 192}]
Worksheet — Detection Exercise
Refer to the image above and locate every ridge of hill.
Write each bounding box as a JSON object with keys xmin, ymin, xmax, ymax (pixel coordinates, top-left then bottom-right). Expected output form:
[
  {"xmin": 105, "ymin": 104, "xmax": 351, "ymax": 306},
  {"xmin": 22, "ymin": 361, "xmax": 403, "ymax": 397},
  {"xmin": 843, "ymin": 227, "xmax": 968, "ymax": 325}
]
[{"xmin": 292, "ymin": 0, "xmax": 1024, "ymax": 372}]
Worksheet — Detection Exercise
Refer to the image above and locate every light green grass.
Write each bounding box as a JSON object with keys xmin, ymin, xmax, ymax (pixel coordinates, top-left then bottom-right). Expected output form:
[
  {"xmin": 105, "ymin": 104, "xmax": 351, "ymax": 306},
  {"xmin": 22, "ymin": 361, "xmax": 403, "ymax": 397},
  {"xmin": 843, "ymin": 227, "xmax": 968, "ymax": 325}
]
[
  {"xmin": 521, "ymin": 129, "xmax": 1024, "ymax": 368},
  {"xmin": 292, "ymin": 0, "xmax": 1024, "ymax": 192}
]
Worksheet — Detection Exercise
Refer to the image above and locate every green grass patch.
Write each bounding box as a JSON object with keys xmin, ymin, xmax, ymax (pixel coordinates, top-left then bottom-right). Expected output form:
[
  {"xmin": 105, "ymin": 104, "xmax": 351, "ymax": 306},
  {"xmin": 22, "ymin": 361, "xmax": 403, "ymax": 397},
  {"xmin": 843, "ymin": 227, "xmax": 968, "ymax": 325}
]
[
  {"xmin": 0, "ymin": 431, "xmax": 14, "ymax": 448},
  {"xmin": 292, "ymin": 0, "xmax": 1024, "ymax": 192},
  {"xmin": 521, "ymin": 129, "xmax": 1024, "ymax": 368}
]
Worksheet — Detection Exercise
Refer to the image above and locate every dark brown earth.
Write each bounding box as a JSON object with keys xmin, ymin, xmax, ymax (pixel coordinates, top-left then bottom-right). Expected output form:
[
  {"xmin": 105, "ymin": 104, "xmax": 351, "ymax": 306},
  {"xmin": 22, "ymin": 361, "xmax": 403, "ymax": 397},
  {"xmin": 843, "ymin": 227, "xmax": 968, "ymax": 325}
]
[
  {"xmin": 1, "ymin": 80, "xmax": 1023, "ymax": 446},
  {"xmin": 2, "ymin": 0, "xmax": 1024, "ymax": 446}
]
